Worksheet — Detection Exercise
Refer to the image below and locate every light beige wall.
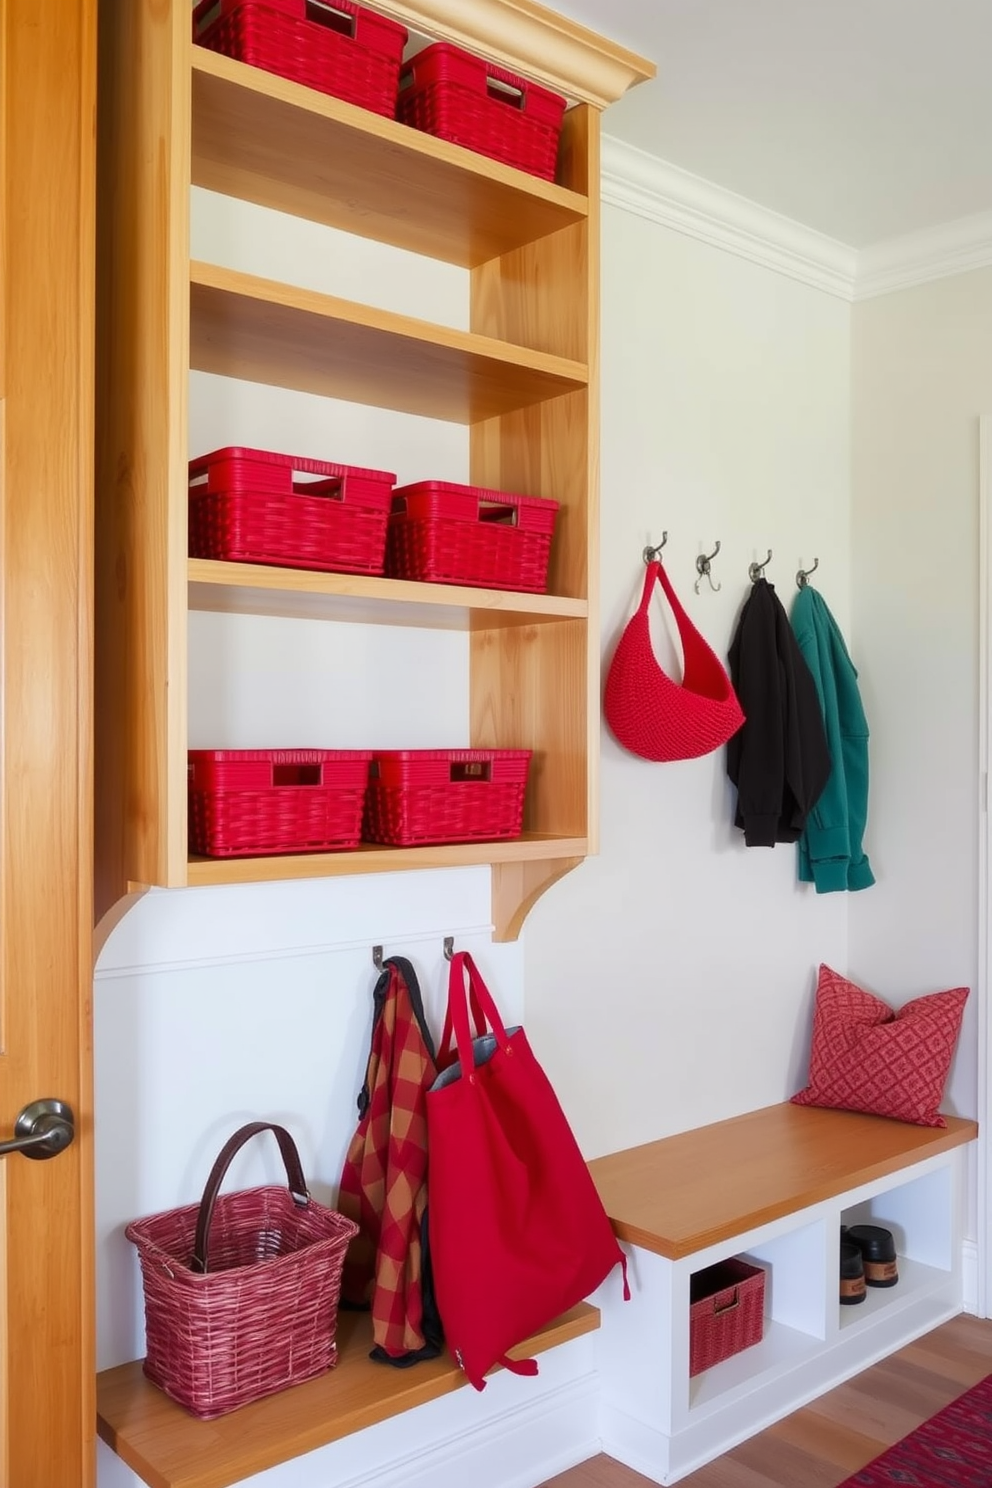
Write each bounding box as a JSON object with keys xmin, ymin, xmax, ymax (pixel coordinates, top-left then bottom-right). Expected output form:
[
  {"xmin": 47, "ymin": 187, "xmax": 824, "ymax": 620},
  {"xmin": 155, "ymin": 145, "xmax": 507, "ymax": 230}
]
[
  {"xmin": 525, "ymin": 204, "xmax": 854, "ymax": 1157},
  {"xmin": 849, "ymin": 266, "xmax": 992, "ymax": 1122}
]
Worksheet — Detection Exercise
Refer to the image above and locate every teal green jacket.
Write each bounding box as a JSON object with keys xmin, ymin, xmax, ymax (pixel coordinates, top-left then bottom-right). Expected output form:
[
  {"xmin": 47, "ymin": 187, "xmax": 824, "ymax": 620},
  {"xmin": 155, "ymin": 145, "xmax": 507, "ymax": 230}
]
[{"xmin": 789, "ymin": 587, "xmax": 875, "ymax": 893}]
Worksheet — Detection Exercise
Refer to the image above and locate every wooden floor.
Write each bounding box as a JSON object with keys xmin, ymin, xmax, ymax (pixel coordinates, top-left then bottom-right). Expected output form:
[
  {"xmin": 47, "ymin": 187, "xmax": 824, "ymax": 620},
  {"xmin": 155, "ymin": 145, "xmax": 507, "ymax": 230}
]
[{"xmin": 543, "ymin": 1314, "xmax": 992, "ymax": 1488}]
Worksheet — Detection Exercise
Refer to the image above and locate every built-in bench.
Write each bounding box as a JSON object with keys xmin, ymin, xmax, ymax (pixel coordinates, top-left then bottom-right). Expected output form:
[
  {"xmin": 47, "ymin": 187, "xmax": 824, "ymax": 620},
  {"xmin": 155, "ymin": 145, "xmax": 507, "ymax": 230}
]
[
  {"xmin": 96, "ymin": 1302, "xmax": 598, "ymax": 1488},
  {"xmin": 96, "ymin": 1102, "xmax": 978, "ymax": 1488},
  {"xmin": 587, "ymin": 1102, "xmax": 978, "ymax": 1486}
]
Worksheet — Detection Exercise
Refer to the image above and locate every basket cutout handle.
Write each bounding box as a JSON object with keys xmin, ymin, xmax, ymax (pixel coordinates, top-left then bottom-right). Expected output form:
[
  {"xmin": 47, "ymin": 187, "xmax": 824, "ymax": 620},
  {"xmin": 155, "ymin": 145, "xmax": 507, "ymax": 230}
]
[
  {"xmin": 293, "ymin": 470, "xmax": 344, "ymax": 501},
  {"xmin": 450, "ymin": 759, "xmax": 491, "ymax": 783},
  {"xmin": 485, "ymin": 71, "xmax": 526, "ymax": 109},
  {"xmin": 478, "ymin": 500, "xmax": 518, "ymax": 527},
  {"xmin": 305, "ymin": 0, "xmax": 357, "ymax": 37},
  {"xmin": 192, "ymin": 1122, "xmax": 309, "ymax": 1275},
  {"xmin": 713, "ymin": 1290, "xmax": 740, "ymax": 1315},
  {"xmin": 192, "ymin": 0, "xmax": 222, "ymax": 40},
  {"xmin": 272, "ymin": 761, "xmax": 324, "ymax": 787}
]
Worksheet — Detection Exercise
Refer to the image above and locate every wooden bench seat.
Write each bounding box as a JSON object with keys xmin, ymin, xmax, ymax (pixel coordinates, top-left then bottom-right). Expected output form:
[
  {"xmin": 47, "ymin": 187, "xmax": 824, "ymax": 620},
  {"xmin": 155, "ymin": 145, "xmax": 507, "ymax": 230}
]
[
  {"xmin": 96, "ymin": 1303, "xmax": 599, "ymax": 1488},
  {"xmin": 587, "ymin": 1102, "xmax": 978, "ymax": 1259}
]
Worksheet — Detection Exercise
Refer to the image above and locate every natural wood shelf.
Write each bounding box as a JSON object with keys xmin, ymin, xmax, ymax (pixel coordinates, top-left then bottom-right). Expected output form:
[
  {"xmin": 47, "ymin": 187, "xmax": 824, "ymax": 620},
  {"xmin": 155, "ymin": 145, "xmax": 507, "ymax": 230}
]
[
  {"xmin": 189, "ymin": 559, "xmax": 588, "ymax": 629},
  {"xmin": 185, "ymin": 834, "xmax": 589, "ymax": 888},
  {"xmin": 189, "ymin": 262, "xmax": 589, "ymax": 424},
  {"xmin": 96, "ymin": 1302, "xmax": 599, "ymax": 1488},
  {"xmin": 588, "ymin": 1103, "xmax": 979, "ymax": 1260},
  {"xmin": 191, "ymin": 48, "xmax": 588, "ymax": 268}
]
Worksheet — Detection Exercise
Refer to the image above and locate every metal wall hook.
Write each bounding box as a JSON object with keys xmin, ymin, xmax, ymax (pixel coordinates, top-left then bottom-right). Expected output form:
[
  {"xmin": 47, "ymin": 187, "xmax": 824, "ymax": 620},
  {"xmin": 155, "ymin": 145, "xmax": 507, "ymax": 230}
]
[
  {"xmin": 796, "ymin": 557, "xmax": 820, "ymax": 589},
  {"xmin": 372, "ymin": 944, "xmax": 384, "ymax": 971},
  {"xmin": 643, "ymin": 532, "xmax": 668, "ymax": 564},
  {"xmin": 443, "ymin": 936, "xmax": 454, "ymax": 961},
  {"xmin": 694, "ymin": 540, "xmax": 722, "ymax": 594},
  {"xmin": 748, "ymin": 549, "xmax": 773, "ymax": 583}
]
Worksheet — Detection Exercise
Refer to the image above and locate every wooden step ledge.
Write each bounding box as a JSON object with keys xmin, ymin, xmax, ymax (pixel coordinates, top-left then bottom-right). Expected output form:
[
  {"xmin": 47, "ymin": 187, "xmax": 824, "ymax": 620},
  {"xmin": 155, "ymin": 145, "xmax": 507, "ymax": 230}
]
[
  {"xmin": 96, "ymin": 1302, "xmax": 599, "ymax": 1488},
  {"xmin": 587, "ymin": 1102, "xmax": 978, "ymax": 1260}
]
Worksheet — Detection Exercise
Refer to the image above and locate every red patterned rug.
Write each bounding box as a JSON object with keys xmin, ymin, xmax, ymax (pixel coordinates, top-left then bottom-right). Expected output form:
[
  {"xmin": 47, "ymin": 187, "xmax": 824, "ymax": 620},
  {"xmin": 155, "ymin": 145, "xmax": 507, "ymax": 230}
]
[{"xmin": 837, "ymin": 1372, "xmax": 992, "ymax": 1485}]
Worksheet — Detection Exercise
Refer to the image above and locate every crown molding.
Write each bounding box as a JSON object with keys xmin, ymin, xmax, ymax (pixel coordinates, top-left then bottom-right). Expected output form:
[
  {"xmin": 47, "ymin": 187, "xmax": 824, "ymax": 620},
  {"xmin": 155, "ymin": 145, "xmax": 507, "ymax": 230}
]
[
  {"xmin": 368, "ymin": 0, "xmax": 655, "ymax": 107},
  {"xmin": 854, "ymin": 211, "xmax": 992, "ymax": 300},
  {"xmin": 601, "ymin": 136, "xmax": 857, "ymax": 300}
]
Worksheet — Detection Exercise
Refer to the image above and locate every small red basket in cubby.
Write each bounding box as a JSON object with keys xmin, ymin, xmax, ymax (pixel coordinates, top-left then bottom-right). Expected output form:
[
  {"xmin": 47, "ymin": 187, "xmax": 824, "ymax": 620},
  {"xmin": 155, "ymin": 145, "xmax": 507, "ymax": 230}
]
[
  {"xmin": 192, "ymin": 0, "xmax": 408, "ymax": 118},
  {"xmin": 396, "ymin": 42, "xmax": 567, "ymax": 182},
  {"xmin": 189, "ymin": 447, "xmax": 396, "ymax": 576},
  {"xmin": 385, "ymin": 480, "xmax": 558, "ymax": 593},
  {"xmin": 689, "ymin": 1257, "xmax": 765, "ymax": 1377},
  {"xmin": 363, "ymin": 749, "xmax": 532, "ymax": 846},
  {"xmin": 189, "ymin": 749, "xmax": 372, "ymax": 858}
]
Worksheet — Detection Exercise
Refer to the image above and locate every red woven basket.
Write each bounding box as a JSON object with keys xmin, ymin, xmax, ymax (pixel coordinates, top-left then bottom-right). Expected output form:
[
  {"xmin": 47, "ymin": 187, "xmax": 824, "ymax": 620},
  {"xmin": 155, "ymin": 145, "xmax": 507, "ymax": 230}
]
[
  {"xmin": 396, "ymin": 42, "xmax": 567, "ymax": 181},
  {"xmin": 126, "ymin": 1122, "xmax": 359, "ymax": 1419},
  {"xmin": 188, "ymin": 749, "xmax": 372, "ymax": 857},
  {"xmin": 363, "ymin": 748, "xmax": 531, "ymax": 845},
  {"xmin": 689, "ymin": 1257, "xmax": 765, "ymax": 1377},
  {"xmin": 385, "ymin": 481, "xmax": 558, "ymax": 593},
  {"xmin": 192, "ymin": 0, "xmax": 408, "ymax": 117},
  {"xmin": 189, "ymin": 447, "xmax": 395, "ymax": 576}
]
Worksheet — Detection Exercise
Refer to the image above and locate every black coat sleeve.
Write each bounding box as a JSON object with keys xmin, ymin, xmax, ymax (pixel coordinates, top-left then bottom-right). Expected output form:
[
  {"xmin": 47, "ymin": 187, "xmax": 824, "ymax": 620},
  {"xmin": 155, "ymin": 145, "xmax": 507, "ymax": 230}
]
[{"xmin": 727, "ymin": 583, "xmax": 785, "ymax": 847}]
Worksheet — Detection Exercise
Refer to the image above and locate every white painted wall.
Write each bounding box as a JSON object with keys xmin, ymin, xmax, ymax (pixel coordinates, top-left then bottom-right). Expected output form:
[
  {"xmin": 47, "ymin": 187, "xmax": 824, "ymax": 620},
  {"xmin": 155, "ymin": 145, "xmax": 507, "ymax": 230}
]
[
  {"xmin": 525, "ymin": 204, "xmax": 853, "ymax": 1157},
  {"xmin": 849, "ymin": 266, "xmax": 992, "ymax": 1124},
  {"xmin": 96, "ymin": 191, "xmax": 855, "ymax": 1484}
]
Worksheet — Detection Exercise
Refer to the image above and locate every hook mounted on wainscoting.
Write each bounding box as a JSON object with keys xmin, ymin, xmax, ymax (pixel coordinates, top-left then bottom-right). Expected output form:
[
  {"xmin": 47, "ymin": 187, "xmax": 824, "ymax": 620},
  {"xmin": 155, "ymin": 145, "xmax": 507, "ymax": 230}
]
[
  {"xmin": 372, "ymin": 945, "xmax": 384, "ymax": 972},
  {"xmin": 796, "ymin": 557, "xmax": 820, "ymax": 589},
  {"xmin": 694, "ymin": 541, "xmax": 722, "ymax": 594},
  {"xmin": 748, "ymin": 549, "xmax": 773, "ymax": 583},
  {"xmin": 642, "ymin": 532, "xmax": 668, "ymax": 564},
  {"xmin": 443, "ymin": 936, "xmax": 455, "ymax": 961}
]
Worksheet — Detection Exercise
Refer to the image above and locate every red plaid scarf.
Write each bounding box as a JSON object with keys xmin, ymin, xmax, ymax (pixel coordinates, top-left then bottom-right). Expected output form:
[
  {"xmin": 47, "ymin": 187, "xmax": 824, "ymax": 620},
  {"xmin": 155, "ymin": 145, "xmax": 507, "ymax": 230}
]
[{"xmin": 338, "ymin": 956, "xmax": 441, "ymax": 1364}]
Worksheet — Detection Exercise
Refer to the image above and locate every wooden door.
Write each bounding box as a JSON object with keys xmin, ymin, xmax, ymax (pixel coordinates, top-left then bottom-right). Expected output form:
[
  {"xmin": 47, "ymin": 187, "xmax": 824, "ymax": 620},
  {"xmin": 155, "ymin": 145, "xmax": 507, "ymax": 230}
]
[{"xmin": 0, "ymin": 2, "xmax": 96, "ymax": 1486}]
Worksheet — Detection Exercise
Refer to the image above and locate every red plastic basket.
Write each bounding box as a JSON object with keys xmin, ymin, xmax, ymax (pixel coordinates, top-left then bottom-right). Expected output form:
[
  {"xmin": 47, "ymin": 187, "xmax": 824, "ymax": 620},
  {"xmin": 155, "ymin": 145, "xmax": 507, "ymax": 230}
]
[
  {"xmin": 127, "ymin": 1122, "xmax": 358, "ymax": 1419},
  {"xmin": 188, "ymin": 749, "xmax": 372, "ymax": 857},
  {"xmin": 396, "ymin": 42, "xmax": 567, "ymax": 181},
  {"xmin": 363, "ymin": 749, "xmax": 531, "ymax": 845},
  {"xmin": 689, "ymin": 1257, "xmax": 765, "ymax": 1377},
  {"xmin": 192, "ymin": 0, "xmax": 407, "ymax": 118},
  {"xmin": 385, "ymin": 480, "xmax": 558, "ymax": 593},
  {"xmin": 188, "ymin": 447, "xmax": 395, "ymax": 576}
]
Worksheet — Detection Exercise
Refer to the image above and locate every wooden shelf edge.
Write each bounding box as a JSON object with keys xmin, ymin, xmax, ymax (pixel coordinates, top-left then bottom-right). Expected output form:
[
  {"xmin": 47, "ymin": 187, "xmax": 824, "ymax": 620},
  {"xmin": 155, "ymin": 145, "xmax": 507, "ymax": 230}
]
[
  {"xmin": 188, "ymin": 559, "xmax": 588, "ymax": 629},
  {"xmin": 185, "ymin": 836, "xmax": 589, "ymax": 888},
  {"xmin": 97, "ymin": 1303, "xmax": 599, "ymax": 1488}
]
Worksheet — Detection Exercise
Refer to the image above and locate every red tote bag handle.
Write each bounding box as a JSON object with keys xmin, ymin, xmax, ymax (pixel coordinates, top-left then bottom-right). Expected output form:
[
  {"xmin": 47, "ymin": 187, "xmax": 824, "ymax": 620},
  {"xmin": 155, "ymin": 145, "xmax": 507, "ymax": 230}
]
[
  {"xmin": 444, "ymin": 952, "xmax": 511, "ymax": 1079},
  {"xmin": 437, "ymin": 951, "xmax": 492, "ymax": 1069}
]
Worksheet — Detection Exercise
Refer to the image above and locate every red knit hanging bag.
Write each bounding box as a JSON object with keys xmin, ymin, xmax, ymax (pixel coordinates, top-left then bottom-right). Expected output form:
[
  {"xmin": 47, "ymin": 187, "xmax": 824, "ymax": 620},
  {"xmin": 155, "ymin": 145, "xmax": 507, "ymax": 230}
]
[{"xmin": 604, "ymin": 560, "xmax": 744, "ymax": 762}]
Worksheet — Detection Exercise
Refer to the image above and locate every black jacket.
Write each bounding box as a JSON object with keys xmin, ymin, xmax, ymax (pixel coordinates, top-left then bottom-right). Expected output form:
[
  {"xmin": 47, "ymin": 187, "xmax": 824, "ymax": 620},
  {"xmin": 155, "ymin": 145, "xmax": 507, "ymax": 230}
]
[{"xmin": 726, "ymin": 579, "xmax": 831, "ymax": 847}]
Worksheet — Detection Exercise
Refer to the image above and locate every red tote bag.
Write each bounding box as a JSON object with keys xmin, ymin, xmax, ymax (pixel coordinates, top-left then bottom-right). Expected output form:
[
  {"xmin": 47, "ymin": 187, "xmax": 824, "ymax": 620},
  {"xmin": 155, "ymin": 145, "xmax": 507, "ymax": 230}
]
[{"xmin": 426, "ymin": 952, "xmax": 629, "ymax": 1390}]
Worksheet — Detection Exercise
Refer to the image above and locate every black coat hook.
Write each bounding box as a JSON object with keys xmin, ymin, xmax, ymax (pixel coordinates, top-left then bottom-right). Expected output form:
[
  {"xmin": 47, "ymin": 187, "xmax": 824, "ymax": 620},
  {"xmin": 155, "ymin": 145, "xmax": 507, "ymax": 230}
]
[
  {"xmin": 642, "ymin": 532, "xmax": 668, "ymax": 564},
  {"xmin": 694, "ymin": 540, "xmax": 722, "ymax": 594},
  {"xmin": 796, "ymin": 557, "xmax": 819, "ymax": 589},
  {"xmin": 748, "ymin": 549, "xmax": 773, "ymax": 583}
]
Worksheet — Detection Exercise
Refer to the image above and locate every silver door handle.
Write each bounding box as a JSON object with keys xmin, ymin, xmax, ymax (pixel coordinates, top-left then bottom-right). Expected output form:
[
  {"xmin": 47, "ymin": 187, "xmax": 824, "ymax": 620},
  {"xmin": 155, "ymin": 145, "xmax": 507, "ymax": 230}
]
[{"xmin": 0, "ymin": 1099, "xmax": 74, "ymax": 1160}]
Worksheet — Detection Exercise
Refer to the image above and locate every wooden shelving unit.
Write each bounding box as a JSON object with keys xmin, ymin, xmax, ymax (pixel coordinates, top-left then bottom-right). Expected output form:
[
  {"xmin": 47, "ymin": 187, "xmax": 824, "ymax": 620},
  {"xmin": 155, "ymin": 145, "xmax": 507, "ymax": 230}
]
[
  {"xmin": 97, "ymin": 1302, "xmax": 599, "ymax": 1488},
  {"xmin": 95, "ymin": 6, "xmax": 653, "ymax": 932}
]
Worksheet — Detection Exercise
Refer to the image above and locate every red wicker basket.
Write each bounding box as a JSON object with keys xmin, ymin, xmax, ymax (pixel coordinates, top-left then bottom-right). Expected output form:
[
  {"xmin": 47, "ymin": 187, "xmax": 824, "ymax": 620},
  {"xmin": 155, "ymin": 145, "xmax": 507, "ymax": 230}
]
[
  {"xmin": 192, "ymin": 0, "xmax": 408, "ymax": 118},
  {"xmin": 363, "ymin": 748, "xmax": 532, "ymax": 846},
  {"xmin": 689, "ymin": 1257, "xmax": 765, "ymax": 1377},
  {"xmin": 385, "ymin": 480, "xmax": 558, "ymax": 593},
  {"xmin": 188, "ymin": 749, "xmax": 372, "ymax": 857},
  {"xmin": 189, "ymin": 447, "xmax": 395, "ymax": 576},
  {"xmin": 126, "ymin": 1122, "xmax": 359, "ymax": 1419},
  {"xmin": 396, "ymin": 42, "xmax": 567, "ymax": 181}
]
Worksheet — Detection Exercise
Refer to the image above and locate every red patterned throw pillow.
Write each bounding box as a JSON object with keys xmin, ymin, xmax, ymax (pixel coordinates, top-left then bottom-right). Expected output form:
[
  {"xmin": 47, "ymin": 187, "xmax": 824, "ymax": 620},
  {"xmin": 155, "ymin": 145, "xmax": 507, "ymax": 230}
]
[{"xmin": 791, "ymin": 965, "xmax": 969, "ymax": 1127}]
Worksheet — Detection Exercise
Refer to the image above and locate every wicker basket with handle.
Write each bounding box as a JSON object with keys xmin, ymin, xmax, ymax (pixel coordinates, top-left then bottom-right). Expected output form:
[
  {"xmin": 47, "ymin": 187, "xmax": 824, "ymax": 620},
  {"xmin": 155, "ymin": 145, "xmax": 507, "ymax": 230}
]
[{"xmin": 126, "ymin": 1122, "xmax": 358, "ymax": 1418}]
